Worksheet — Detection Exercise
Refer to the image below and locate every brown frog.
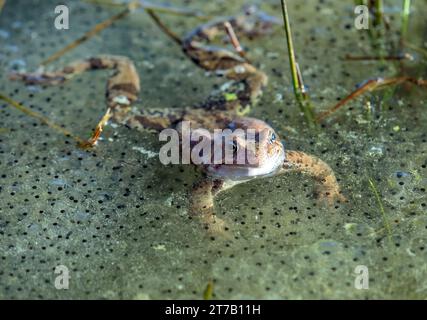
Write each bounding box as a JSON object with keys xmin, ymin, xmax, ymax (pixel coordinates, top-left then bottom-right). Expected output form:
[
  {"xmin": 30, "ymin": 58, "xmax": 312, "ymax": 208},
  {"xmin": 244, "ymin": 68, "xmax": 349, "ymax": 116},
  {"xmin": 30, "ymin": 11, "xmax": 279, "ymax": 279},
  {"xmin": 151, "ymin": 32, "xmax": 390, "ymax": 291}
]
[{"xmin": 10, "ymin": 6, "xmax": 345, "ymax": 236}]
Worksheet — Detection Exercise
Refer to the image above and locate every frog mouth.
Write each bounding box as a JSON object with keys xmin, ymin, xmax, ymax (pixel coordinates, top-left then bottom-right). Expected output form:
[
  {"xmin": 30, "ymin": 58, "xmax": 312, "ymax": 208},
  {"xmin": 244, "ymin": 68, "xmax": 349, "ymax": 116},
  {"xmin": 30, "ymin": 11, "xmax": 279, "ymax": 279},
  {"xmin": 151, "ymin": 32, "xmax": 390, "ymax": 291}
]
[
  {"xmin": 219, "ymin": 140, "xmax": 285, "ymax": 168},
  {"xmin": 207, "ymin": 144, "xmax": 285, "ymax": 179}
]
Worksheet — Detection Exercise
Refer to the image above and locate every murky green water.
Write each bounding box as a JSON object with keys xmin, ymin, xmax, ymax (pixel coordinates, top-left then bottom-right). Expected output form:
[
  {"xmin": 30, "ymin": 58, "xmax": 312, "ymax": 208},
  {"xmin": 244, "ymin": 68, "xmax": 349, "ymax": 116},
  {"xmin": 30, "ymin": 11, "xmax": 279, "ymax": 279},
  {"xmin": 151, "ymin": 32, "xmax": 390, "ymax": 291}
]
[{"xmin": 0, "ymin": 0, "xmax": 426, "ymax": 299}]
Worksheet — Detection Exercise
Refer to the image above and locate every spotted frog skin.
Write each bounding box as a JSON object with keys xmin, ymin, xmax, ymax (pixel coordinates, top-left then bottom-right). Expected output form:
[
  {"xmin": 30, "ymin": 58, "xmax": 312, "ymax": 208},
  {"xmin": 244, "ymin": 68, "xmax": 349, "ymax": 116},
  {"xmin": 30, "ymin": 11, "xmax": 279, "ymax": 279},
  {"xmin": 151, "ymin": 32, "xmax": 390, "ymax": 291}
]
[{"xmin": 10, "ymin": 6, "xmax": 345, "ymax": 236}]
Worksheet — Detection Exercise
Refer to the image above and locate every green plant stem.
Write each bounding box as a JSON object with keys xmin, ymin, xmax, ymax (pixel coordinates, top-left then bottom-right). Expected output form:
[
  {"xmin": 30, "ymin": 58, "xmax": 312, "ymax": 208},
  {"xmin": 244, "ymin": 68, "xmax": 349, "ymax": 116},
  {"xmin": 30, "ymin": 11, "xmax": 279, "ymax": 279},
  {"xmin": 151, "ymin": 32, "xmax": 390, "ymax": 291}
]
[
  {"xmin": 280, "ymin": 0, "xmax": 315, "ymax": 126},
  {"xmin": 298, "ymin": 99, "xmax": 316, "ymax": 126},
  {"xmin": 280, "ymin": 0, "xmax": 300, "ymax": 98},
  {"xmin": 373, "ymin": 0, "xmax": 383, "ymax": 27},
  {"xmin": 401, "ymin": 0, "xmax": 411, "ymax": 39},
  {"xmin": 368, "ymin": 178, "xmax": 392, "ymax": 244}
]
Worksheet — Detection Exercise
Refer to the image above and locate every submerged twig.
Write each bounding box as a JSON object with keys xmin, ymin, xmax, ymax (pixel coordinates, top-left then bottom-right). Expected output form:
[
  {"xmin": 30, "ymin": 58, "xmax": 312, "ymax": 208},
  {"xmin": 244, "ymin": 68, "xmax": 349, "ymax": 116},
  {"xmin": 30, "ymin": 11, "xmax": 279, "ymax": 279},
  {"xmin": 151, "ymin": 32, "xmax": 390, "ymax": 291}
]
[
  {"xmin": 279, "ymin": 0, "xmax": 315, "ymax": 126},
  {"xmin": 403, "ymin": 41, "xmax": 427, "ymax": 58},
  {"xmin": 78, "ymin": 108, "xmax": 113, "ymax": 149},
  {"xmin": 316, "ymin": 77, "xmax": 427, "ymax": 121},
  {"xmin": 41, "ymin": 0, "xmax": 207, "ymax": 66},
  {"xmin": 145, "ymin": 9, "xmax": 182, "ymax": 45},
  {"xmin": 84, "ymin": 0, "xmax": 126, "ymax": 7},
  {"xmin": 0, "ymin": 92, "xmax": 86, "ymax": 146},
  {"xmin": 41, "ymin": 2, "xmax": 138, "ymax": 66},
  {"xmin": 224, "ymin": 21, "xmax": 246, "ymax": 58},
  {"xmin": 344, "ymin": 53, "xmax": 414, "ymax": 61},
  {"xmin": 84, "ymin": 0, "xmax": 210, "ymax": 20},
  {"xmin": 368, "ymin": 178, "xmax": 392, "ymax": 244}
]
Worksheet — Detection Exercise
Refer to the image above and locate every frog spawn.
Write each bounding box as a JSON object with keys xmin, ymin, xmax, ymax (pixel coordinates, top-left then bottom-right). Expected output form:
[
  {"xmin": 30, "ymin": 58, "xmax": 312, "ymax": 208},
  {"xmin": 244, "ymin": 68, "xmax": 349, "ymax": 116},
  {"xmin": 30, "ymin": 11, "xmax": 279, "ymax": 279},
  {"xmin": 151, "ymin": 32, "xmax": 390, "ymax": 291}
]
[{"xmin": 0, "ymin": 0, "xmax": 426, "ymax": 299}]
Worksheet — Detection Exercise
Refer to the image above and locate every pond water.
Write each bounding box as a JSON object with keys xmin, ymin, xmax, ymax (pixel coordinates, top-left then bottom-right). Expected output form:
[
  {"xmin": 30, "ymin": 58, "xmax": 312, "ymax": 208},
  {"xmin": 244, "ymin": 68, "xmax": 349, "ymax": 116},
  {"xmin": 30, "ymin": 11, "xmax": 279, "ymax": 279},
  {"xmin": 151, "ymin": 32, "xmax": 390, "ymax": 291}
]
[{"xmin": 0, "ymin": 0, "xmax": 426, "ymax": 299}]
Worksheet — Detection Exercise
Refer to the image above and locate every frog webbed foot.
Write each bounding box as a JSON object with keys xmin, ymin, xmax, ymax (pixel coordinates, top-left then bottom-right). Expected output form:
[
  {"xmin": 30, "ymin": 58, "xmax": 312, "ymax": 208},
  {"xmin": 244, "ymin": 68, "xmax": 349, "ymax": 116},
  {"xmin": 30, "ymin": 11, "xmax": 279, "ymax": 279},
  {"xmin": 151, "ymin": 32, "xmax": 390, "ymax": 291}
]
[
  {"xmin": 200, "ymin": 212, "xmax": 232, "ymax": 239},
  {"xmin": 314, "ymin": 183, "xmax": 347, "ymax": 206},
  {"xmin": 313, "ymin": 169, "xmax": 347, "ymax": 205}
]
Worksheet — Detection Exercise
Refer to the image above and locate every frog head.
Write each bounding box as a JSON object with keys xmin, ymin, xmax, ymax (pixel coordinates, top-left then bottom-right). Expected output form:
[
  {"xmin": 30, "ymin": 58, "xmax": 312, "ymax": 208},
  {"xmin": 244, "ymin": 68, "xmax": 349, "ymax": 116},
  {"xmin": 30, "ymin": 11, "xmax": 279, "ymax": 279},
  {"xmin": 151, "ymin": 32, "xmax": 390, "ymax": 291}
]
[{"xmin": 206, "ymin": 117, "xmax": 285, "ymax": 180}]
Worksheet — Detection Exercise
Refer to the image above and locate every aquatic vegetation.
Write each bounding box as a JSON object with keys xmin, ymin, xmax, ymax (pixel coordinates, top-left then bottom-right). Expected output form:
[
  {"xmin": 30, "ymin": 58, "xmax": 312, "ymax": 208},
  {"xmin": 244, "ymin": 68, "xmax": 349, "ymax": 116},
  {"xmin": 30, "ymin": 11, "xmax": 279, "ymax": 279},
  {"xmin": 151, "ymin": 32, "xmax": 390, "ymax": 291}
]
[
  {"xmin": 0, "ymin": 93, "xmax": 85, "ymax": 144},
  {"xmin": 401, "ymin": 0, "xmax": 411, "ymax": 39},
  {"xmin": 41, "ymin": 1, "xmax": 208, "ymax": 66},
  {"xmin": 203, "ymin": 280, "xmax": 214, "ymax": 300},
  {"xmin": 368, "ymin": 177, "xmax": 392, "ymax": 244},
  {"xmin": 316, "ymin": 76, "xmax": 427, "ymax": 121},
  {"xmin": 0, "ymin": 0, "xmax": 426, "ymax": 300},
  {"xmin": 40, "ymin": 3, "xmax": 137, "ymax": 66},
  {"xmin": 279, "ymin": 0, "xmax": 316, "ymax": 126}
]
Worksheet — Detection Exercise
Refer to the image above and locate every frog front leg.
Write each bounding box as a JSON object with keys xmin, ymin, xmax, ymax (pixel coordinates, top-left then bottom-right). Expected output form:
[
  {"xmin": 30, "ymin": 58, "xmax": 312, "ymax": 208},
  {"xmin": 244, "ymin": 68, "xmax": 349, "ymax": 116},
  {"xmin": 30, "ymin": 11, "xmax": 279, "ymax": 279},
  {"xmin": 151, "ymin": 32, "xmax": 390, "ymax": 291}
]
[
  {"xmin": 189, "ymin": 178, "xmax": 240, "ymax": 237},
  {"xmin": 280, "ymin": 150, "xmax": 346, "ymax": 205}
]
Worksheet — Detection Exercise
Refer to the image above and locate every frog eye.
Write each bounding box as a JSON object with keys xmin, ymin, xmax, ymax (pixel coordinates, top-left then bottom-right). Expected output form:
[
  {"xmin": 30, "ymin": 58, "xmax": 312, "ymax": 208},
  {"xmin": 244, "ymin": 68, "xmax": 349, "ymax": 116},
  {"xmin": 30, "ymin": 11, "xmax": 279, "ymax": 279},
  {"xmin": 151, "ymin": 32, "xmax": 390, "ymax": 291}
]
[{"xmin": 269, "ymin": 132, "xmax": 276, "ymax": 144}]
